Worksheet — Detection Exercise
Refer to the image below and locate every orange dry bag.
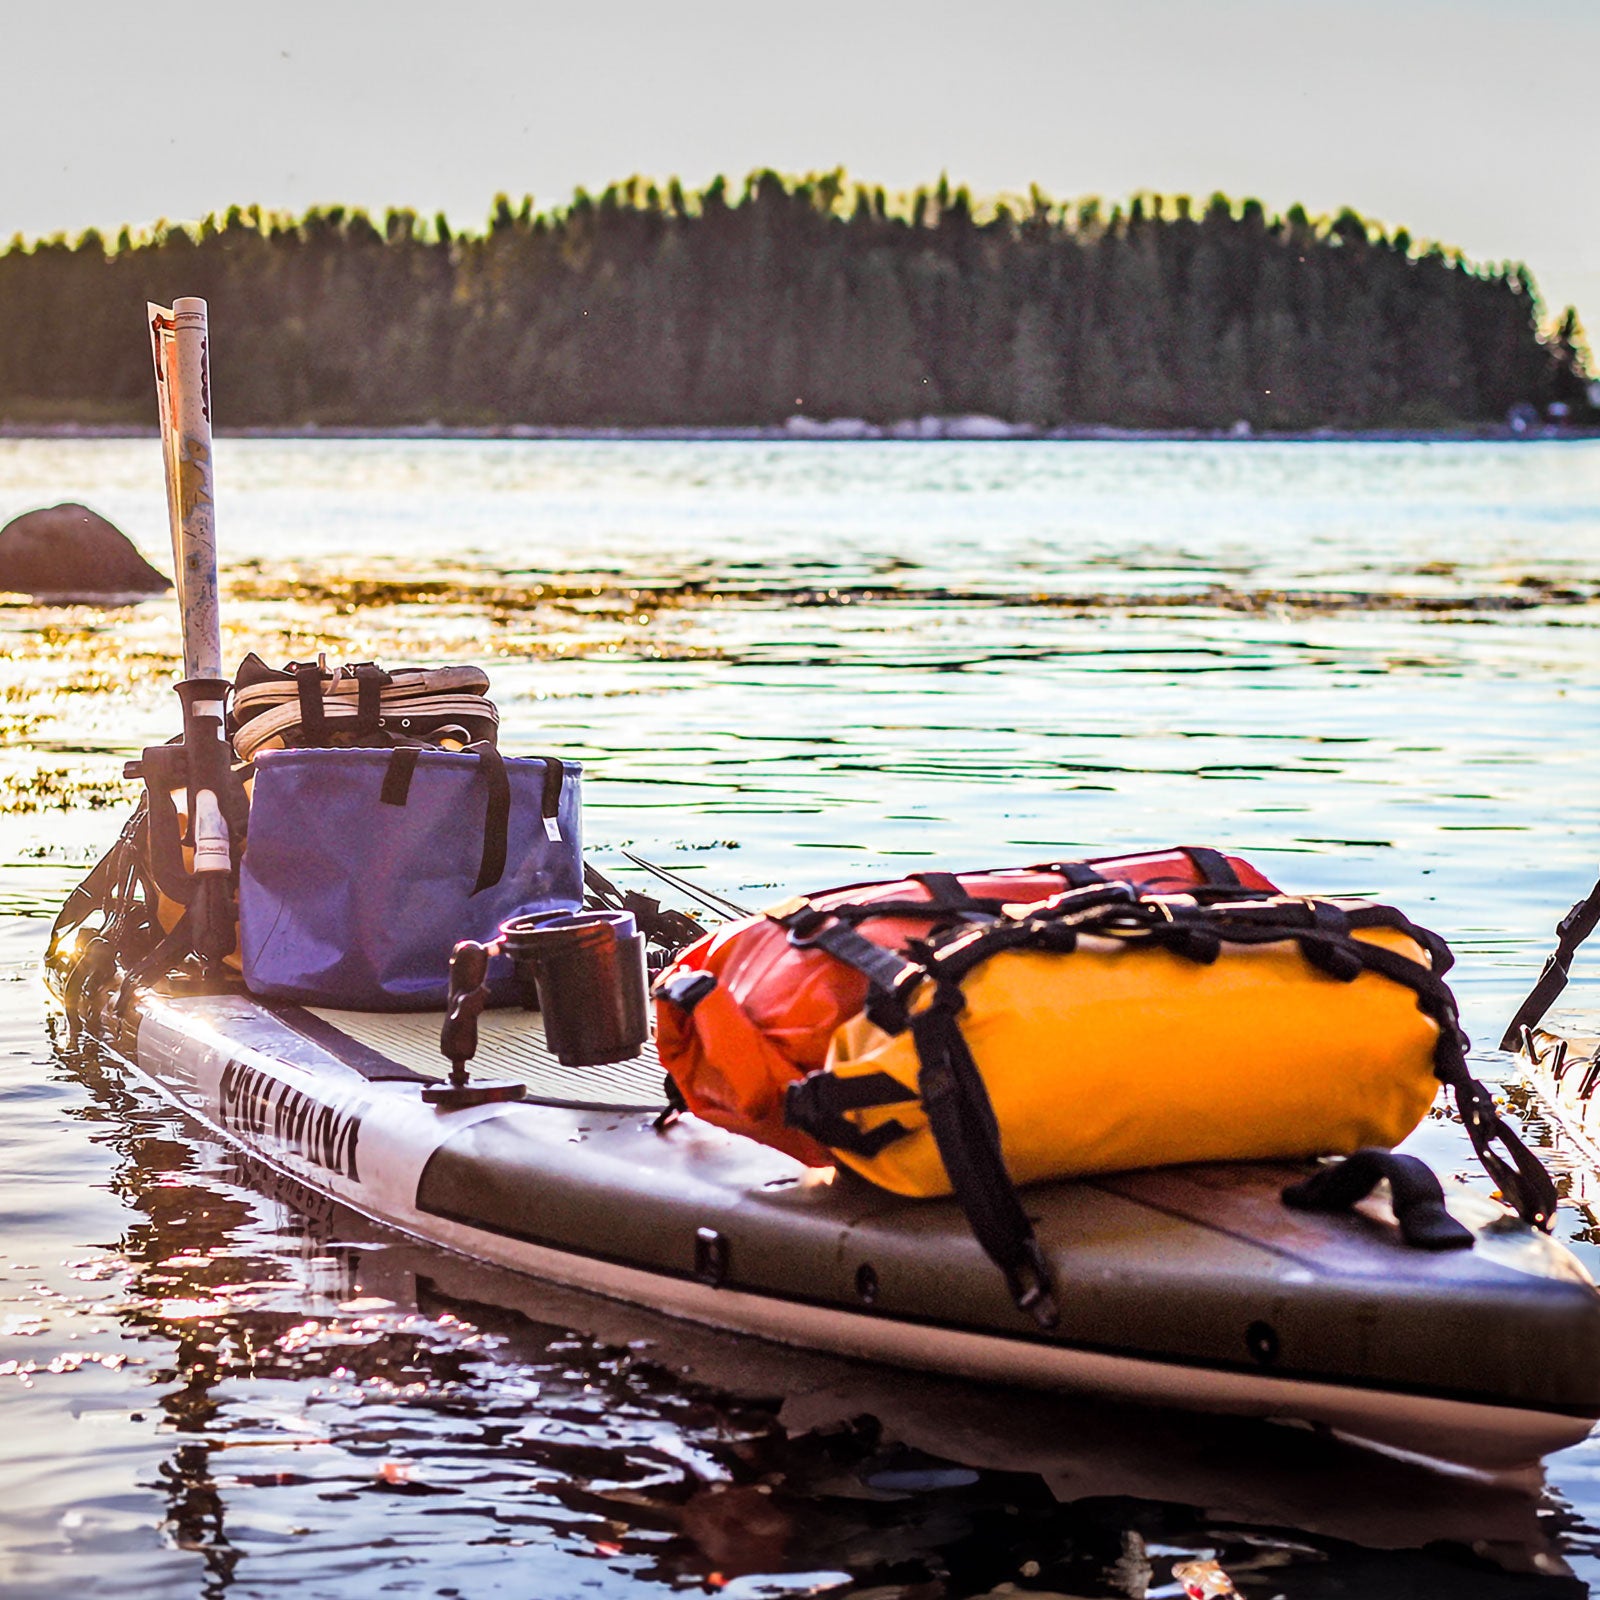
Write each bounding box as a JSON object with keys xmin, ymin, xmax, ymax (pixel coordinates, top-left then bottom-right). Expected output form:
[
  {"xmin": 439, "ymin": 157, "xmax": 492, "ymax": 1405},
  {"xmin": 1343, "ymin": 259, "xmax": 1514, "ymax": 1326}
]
[{"xmin": 652, "ymin": 846, "xmax": 1277, "ymax": 1163}]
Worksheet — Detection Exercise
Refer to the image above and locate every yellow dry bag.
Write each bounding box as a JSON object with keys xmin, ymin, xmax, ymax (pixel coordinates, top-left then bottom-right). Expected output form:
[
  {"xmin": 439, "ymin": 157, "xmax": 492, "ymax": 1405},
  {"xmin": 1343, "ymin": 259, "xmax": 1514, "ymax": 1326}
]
[
  {"xmin": 781, "ymin": 886, "xmax": 1557, "ymax": 1325},
  {"xmin": 819, "ymin": 922, "xmax": 1441, "ymax": 1197}
]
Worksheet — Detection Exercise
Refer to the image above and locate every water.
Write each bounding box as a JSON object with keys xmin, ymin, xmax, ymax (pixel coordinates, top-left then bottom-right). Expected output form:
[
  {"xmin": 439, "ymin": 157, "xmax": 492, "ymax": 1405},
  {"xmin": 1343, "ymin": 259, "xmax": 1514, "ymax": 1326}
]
[{"xmin": 2, "ymin": 438, "xmax": 1600, "ymax": 1597}]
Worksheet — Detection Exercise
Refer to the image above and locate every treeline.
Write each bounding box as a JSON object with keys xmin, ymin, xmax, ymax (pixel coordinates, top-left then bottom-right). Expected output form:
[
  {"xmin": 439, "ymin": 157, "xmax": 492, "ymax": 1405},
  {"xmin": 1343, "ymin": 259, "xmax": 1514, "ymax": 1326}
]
[{"xmin": 0, "ymin": 172, "xmax": 1592, "ymax": 430}]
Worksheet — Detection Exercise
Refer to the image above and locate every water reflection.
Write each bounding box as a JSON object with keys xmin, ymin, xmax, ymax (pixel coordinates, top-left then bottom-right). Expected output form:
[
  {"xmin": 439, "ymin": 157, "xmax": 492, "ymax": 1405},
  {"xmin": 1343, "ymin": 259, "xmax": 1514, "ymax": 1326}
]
[
  {"xmin": 11, "ymin": 1027, "xmax": 1578, "ymax": 1598},
  {"xmin": 3, "ymin": 440, "xmax": 1600, "ymax": 1594}
]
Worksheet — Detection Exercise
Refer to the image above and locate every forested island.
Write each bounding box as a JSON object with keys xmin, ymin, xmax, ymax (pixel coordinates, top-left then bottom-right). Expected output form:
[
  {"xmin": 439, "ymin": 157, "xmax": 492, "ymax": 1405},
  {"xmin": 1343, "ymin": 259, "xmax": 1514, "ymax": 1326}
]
[{"xmin": 1, "ymin": 172, "xmax": 1592, "ymax": 432}]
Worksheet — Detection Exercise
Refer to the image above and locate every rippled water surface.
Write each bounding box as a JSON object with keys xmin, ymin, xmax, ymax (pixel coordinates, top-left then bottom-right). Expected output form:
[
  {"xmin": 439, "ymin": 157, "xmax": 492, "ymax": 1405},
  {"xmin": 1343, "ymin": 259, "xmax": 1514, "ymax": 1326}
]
[{"xmin": 3, "ymin": 438, "xmax": 1600, "ymax": 1597}]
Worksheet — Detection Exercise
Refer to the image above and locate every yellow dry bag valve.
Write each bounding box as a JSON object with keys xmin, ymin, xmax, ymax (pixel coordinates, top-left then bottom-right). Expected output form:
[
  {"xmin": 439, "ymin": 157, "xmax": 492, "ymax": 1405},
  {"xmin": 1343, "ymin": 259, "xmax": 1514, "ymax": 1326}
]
[{"xmin": 782, "ymin": 887, "xmax": 1559, "ymax": 1329}]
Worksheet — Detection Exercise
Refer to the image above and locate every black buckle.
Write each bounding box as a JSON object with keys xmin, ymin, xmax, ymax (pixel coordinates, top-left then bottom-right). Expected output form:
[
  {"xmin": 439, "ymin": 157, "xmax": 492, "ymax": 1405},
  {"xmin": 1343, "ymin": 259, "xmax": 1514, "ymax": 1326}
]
[
  {"xmin": 654, "ymin": 968, "xmax": 717, "ymax": 1013},
  {"xmin": 770, "ymin": 895, "xmax": 830, "ymax": 943},
  {"xmin": 1027, "ymin": 880, "xmax": 1138, "ymax": 922}
]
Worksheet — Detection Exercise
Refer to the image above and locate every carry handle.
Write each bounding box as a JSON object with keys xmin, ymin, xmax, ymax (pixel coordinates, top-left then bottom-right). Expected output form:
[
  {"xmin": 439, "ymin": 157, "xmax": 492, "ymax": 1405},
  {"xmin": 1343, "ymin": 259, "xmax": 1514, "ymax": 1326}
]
[
  {"xmin": 377, "ymin": 745, "xmax": 566, "ymax": 898},
  {"xmin": 1282, "ymin": 1149, "xmax": 1474, "ymax": 1251},
  {"xmin": 472, "ymin": 744, "xmax": 512, "ymax": 894}
]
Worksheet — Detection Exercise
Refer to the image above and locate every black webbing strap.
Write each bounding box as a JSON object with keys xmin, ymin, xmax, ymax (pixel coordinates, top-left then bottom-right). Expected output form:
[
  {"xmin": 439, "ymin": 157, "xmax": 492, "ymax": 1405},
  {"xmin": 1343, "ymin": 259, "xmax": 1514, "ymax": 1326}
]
[
  {"xmin": 379, "ymin": 744, "xmax": 512, "ymax": 896},
  {"xmin": 291, "ymin": 662, "xmax": 328, "ymax": 741},
  {"xmin": 377, "ymin": 745, "xmax": 514, "ymax": 898},
  {"xmin": 908, "ymin": 871, "xmax": 991, "ymax": 910},
  {"xmin": 1281, "ymin": 1148, "xmax": 1474, "ymax": 1250},
  {"xmin": 772, "ymin": 901, "xmax": 927, "ymax": 1000},
  {"xmin": 787, "ymin": 864, "xmax": 1124, "ymax": 938},
  {"xmin": 1450, "ymin": 1070, "xmax": 1559, "ymax": 1231},
  {"xmin": 1500, "ymin": 876, "xmax": 1600, "ymax": 1051},
  {"xmin": 380, "ymin": 746, "xmax": 421, "ymax": 806},
  {"xmin": 352, "ymin": 663, "xmax": 391, "ymax": 736},
  {"xmin": 1344, "ymin": 934, "xmax": 1557, "ymax": 1230},
  {"xmin": 911, "ymin": 980, "xmax": 1059, "ymax": 1328},
  {"xmin": 1052, "ymin": 862, "xmax": 1110, "ymax": 888},
  {"xmin": 472, "ymin": 745, "xmax": 511, "ymax": 896},
  {"xmin": 783, "ymin": 1070, "xmax": 917, "ymax": 1158},
  {"xmin": 819, "ymin": 896, "xmax": 1013, "ymax": 928},
  {"xmin": 1181, "ymin": 846, "xmax": 1242, "ymax": 888}
]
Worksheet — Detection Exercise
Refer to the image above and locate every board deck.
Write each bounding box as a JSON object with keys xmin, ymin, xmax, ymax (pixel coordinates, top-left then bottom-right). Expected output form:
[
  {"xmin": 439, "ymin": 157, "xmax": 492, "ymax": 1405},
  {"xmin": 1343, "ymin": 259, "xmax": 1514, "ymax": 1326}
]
[
  {"xmin": 306, "ymin": 1005, "xmax": 667, "ymax": 1109},
  {"xmin": 69, "ymin": 982, "xmax": 1600, "ymax": 1471}
]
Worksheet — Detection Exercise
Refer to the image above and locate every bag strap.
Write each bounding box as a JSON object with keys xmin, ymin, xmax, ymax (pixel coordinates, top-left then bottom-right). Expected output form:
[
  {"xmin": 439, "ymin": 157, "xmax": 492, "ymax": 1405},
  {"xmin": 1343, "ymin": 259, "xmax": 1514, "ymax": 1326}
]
[
  {"xmin": 471, "ymin": 745, "xmax": 512, "ymax": 895},
  {"xmin": 380, "ymin": 746, "xmax": 421, "ymax": 806},
  {"xmin": 1180, "ymin": 845, "xmax": 1242, "ymax": 888},
  {"xmin": 776, "ymin": 906, "xmax": 1064, "ymax": 1327},
  {"xmin": 539, "ymin": 756, "xmax": 565, "ymax": 841},
  {"xmin": 352, "ymin": 663, "xmax": 392, "ymax": 737},
  {"xmin": 473, "ymin": 750, "xmax": 567, "ymax": 894},
  {"xmin": 1031, "ymin": 861, "xmax": 1110, "ymax": 887},
  {"xmin": 291, "ymin": 662, "xmax": 329, "ymax": 742},
  {"xmin": 1282, "ymin": 1148, "xmax": 1474, "ymax": 1250},
  {"xmin": 906, "ymin": 978, "xmax": 1059, "ymax": 1328},
  {"xmin": 782, "ymin": 1070, "xmax": 917, "ymax": 1158},
  {"xmin": 377, "ymin": 744, "xmax": 531, "ymax": 897},
  {"xmin": 782, "ymin": 974, "xmax": 1061, "ymax": 1327},
  {"xmin": 1346, "ymin": 933, "xmax": 1556, "ymax": 1229},
  {"xmin": 1500, "ymin": 875, "xmax": 1600, "ymax": 1050},
  {"xmin": 906, "ymin": 871, "xmax": 996, "ymax": 910},
  {"xmin": 769, "ymin": 897, "xmax": 931, "ymax": 1032}
]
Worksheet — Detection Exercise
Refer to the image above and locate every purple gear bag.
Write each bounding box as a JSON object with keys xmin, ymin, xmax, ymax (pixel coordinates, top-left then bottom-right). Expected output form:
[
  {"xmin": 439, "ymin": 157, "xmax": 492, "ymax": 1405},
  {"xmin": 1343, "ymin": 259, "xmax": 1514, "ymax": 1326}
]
[{"xmin": 238, "ymin": 745, "xmax": 581, "ymax": 1009}]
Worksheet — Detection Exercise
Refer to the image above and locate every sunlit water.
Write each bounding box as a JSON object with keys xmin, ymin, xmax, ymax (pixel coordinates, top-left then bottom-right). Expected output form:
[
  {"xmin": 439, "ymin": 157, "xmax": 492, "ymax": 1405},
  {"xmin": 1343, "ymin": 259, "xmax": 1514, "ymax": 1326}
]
[{"xmin": 2, "ymin": 438, "xmax": 1600, "ymax": 1598}]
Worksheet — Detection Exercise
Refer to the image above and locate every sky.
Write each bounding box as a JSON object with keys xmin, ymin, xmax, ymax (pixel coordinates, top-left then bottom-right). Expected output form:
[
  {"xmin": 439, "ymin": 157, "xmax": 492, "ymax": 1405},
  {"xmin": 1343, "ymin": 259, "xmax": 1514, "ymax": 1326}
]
[{"xmin": 2, "ymin": 0, "xmax": 1594, "ymax": 334}]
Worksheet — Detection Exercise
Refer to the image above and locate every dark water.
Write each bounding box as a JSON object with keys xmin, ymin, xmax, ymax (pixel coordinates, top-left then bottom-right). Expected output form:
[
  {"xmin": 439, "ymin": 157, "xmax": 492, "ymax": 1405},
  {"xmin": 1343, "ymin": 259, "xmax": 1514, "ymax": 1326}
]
[{"xmin": 3, "ymin": 439, "xmax": 1600, "ymax": 1597}]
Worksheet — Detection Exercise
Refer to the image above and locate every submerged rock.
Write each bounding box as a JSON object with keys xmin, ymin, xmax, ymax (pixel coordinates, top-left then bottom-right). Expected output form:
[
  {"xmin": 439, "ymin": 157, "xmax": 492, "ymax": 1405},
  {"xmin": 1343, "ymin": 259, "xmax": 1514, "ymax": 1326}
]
[{"xmin": 0, "ymin": 503, "xmax": 169, "ymax": 597}]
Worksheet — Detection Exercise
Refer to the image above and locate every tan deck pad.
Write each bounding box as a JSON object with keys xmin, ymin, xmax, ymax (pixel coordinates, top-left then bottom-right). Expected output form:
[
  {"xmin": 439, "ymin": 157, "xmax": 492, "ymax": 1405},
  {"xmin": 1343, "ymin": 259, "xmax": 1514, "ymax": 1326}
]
[{"xmin": 309, "ymin": 1005, "xmax": 667, "ymax": 1110}]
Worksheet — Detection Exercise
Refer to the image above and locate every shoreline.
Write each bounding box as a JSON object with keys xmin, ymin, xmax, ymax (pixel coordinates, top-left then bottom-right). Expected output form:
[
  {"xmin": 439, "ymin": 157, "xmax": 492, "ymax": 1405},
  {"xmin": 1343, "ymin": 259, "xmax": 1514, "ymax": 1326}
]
[{"xmin": 1, "ymin": 419, "xmax": 1595, "ymax": 444}]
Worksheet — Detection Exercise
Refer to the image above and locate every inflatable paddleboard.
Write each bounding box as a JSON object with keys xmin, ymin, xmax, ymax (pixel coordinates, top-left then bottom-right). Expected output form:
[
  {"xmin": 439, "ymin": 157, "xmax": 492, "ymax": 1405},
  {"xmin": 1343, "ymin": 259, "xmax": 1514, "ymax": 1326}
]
[
  {"xmin": 62, "ymin": 292, "xmax": 1598, "ymax": 1483},
  {"xmin": 48, "ymin": 973, "xmax": 1600, "ymax": 1472}
]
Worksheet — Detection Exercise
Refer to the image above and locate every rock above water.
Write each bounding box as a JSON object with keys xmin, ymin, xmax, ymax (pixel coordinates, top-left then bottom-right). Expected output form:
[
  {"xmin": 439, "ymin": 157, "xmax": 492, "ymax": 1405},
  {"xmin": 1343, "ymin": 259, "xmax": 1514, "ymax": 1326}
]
[{"xmin": 0, "ymin": 503, "xmax": 169, "ymax": 597}]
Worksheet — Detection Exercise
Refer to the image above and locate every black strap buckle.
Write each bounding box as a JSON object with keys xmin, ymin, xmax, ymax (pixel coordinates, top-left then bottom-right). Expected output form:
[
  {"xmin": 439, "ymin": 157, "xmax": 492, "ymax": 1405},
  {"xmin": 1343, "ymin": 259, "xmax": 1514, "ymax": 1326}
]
[
  {"xmin": 769, "ymin": 895, "xmax": 827, "ymax": 940},
  {"xmin": 654, "ymin": 968, "xmax": 717, "ymax": 1013},
  {"xmin": 1026, "ymin": 879, "xmax": 1139, "ymax": 923}
]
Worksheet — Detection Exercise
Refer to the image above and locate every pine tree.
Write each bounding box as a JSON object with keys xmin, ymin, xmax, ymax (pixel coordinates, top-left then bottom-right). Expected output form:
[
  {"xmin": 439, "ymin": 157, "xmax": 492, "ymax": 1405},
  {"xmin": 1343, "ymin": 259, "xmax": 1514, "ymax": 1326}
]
[
  {"xmin": 0, "ymin": 173, "xmax": 1585, "ymax": 428},
  {"xmin": 1009, "ymin": 301, "xmax": 1063, "ymax": 425}
]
